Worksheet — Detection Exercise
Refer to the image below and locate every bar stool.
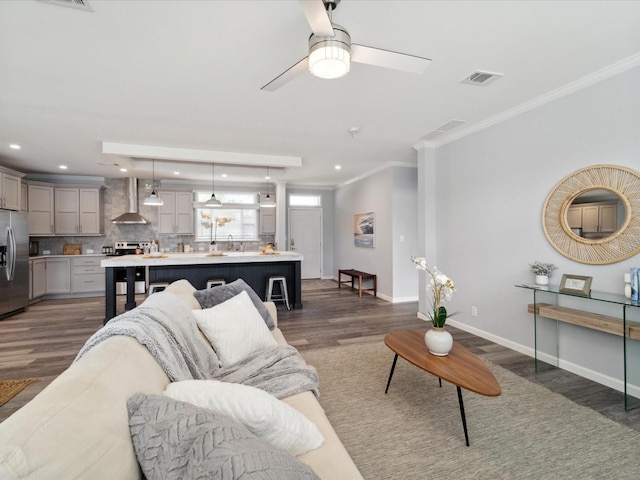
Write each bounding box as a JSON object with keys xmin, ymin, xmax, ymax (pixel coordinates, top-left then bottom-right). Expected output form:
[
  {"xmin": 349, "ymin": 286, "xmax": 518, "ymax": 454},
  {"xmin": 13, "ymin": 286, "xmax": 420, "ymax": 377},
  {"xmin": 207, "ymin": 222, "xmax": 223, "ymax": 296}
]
[
  {"xmin": 206, "ymin": 279, "xmax": 226, "ymax": 288},
  {"xmin": 265, "ymin": 275, "xmax": 290, "ymax": 310},
  {"xmin": 148, "ymin": 282, "xmax": 170, "ymax": 295}
]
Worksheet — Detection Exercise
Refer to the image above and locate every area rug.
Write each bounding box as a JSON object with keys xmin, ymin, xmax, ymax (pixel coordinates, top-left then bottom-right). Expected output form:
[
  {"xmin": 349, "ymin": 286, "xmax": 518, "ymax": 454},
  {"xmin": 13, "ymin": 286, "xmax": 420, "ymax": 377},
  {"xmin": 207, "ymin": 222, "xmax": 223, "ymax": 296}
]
[
  {"xmin": 0, "ymin": 378, "xmax": 39, "ymax": 408},
  {"xmin": 302, "ymin": 342, "xmax": 640, "ymax": 480}
]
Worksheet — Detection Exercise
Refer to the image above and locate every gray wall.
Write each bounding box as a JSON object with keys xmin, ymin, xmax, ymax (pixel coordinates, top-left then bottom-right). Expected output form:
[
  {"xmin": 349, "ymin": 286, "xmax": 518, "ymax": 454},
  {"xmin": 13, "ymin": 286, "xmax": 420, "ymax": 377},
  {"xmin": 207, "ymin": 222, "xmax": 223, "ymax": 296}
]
[
  {"xmin": 420, "ymin": 64, "xmax": 640, "ymax": 391},
  {"xmin": 286, "ymin": 187, "xmax": 335, "ymax": 279},
  {"xmin": 392, "ymin": 167, "xmax": 419, "ymax": 301},
  {"xmin": 334, "ymin": 165, "xmax": 419, "ymax": 301}
]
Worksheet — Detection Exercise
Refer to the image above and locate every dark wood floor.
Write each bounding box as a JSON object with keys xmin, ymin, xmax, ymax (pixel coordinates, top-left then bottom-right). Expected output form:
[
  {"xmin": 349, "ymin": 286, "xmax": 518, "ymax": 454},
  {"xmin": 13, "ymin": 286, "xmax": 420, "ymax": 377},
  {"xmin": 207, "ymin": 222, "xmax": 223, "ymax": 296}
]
[{"xmin": 1, "ymin": 279, "xmax": 639, "ymax": 431}]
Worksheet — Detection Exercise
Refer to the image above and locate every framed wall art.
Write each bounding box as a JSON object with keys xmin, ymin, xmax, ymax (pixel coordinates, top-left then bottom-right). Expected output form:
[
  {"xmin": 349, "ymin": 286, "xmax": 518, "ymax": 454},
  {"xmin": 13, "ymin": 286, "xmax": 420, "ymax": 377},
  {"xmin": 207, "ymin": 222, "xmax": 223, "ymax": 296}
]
[
  {"xmin": 354, "ymin": 212, "xmax": 375, "ymax": 248},
  {"xmin": 559, "ymin": 274, "xmax": 593, "ymax": 296}
]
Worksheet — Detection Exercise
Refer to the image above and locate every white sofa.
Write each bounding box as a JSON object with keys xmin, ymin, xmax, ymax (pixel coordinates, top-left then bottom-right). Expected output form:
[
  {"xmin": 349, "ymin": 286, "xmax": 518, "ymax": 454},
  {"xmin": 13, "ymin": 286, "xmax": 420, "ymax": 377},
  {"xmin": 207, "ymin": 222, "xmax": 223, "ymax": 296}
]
[{"xmin": 0, "ymin": 280, "xmax": 363, "ymax": 479}]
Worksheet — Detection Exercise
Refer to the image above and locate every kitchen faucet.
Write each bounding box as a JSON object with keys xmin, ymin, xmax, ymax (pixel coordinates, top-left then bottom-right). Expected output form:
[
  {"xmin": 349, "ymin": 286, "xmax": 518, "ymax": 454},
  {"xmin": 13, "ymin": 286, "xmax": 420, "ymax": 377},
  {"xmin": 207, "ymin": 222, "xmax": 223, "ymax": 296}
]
[{"xmin": 227, "ymin": 234, "xmax": 234, "ymax": 251}]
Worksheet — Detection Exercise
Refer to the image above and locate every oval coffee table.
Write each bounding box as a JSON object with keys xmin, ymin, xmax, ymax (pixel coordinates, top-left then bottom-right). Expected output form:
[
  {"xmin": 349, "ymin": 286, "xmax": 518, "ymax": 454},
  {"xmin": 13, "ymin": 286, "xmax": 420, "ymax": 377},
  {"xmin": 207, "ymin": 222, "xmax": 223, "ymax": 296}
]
[{"xmin": 384, "ymin": 329, "xmax": 501, "ymax": 446}]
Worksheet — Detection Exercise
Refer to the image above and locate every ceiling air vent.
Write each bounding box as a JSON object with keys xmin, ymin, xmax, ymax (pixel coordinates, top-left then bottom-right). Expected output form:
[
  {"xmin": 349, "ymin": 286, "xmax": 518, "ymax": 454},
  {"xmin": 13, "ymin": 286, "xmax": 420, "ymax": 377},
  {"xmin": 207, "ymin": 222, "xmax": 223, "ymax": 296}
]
[
  {"xmin": 419, "ymin": 119, "xmax": 466, "ymax": 141},
  {"xmin": 37, "ymin": 0, "xmax": 92, "ymax": 12},
  {"xmin": 462, "ymin": 70, "xmax": 503, "ymax": 86}
]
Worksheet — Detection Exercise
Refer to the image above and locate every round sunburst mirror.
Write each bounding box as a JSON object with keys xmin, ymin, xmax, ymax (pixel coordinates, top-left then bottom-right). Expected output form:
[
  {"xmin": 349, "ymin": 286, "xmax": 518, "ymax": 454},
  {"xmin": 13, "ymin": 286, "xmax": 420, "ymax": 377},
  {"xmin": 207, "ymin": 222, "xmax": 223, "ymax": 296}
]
[{"xmin": 542, "ymin": 164, "xmax": 640, "ymax": 264}]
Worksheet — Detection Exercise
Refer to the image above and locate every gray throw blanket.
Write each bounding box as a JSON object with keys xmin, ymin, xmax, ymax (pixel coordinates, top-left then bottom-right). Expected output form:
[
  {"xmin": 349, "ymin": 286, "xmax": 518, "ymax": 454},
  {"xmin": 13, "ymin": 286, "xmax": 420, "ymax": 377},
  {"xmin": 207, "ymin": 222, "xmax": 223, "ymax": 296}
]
[
  {"xmin": 74, "ymin": 292, "xmax": 319, "ymax": 399},
  {"xmin": 214, "ymin": 345, "xmax": 319, "ymax": 399},
  {"xmin": 75, "ymin": 291, "xmax": 220, "ymax": 381}
]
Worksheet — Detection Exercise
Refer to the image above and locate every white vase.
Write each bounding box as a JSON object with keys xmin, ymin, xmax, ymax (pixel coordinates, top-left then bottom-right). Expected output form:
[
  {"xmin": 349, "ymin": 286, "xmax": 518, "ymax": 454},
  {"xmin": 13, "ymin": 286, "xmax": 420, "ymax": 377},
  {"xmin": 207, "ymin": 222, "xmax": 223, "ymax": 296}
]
[
  {"xmin": 535, "ymin": 275, "xmax": 549, "ymax": 286},
  {"xmin": 209, "ymin": 243, "xmax": 217, "ymax": 254},
  {"xmin": 424, "ymin": 327, "xmax": 453, "ymax": 356}
]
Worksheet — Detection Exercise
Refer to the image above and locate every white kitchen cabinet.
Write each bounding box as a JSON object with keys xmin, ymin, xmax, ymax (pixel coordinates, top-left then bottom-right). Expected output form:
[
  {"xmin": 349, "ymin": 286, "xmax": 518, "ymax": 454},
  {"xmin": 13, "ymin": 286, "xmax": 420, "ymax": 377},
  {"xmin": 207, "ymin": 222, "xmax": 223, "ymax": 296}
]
[
  {"xmin": 29, "ymin": 258, "xmax": 46, "ymax": 300},
  {"xmin": 45, "ymin": 257, "xmax": 71, "ymax": 294},
  {"xmin": 28, "ymin": 184, "xmax": 55, "ymax": 235},
  {"xmin": 579, "ymin": 202, "xmax": 617, "ymax": 234},
  {"xmin": 566, "ymin": 206, "xmax": 582, "ymax": 229},
  {"xmin": 259, "ymin": 194, "xmax": 276, "ymax": 235},
  {"xmin": 0, "ymin": 170, "xmax": 22, "ymax": 211},
  {"xmin": 158, "ymin": 191, "xmax": 194, "ymax": 234},
  {"xmin": 598, "ymin": 204, "xmax": 617, "ymax": 233},
  {"xmin": 54, "ymin": 187, "xmax": 104, "ymax": 235},
  {"xmin": 71, "ymin": 256, "xmax": 105, "ymax": 293},
  {"xmin": 20, "ymin": 183, "xmax": 28, "ymax": 213}
]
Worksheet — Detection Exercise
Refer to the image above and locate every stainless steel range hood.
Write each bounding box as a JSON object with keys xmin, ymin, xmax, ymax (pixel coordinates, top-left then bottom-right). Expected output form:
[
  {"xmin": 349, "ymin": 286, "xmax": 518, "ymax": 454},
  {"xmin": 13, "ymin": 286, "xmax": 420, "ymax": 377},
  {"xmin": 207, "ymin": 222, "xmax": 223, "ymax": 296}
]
[{"xmin": 111, "ymin": 178, "xmax": 149, "ymax": 224}]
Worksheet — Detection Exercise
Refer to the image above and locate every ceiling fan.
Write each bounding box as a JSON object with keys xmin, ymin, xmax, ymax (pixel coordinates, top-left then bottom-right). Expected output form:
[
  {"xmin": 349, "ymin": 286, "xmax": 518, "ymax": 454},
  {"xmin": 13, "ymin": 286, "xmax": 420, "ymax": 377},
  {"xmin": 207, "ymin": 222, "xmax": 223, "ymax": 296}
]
[{"xmin": 261, "ymin": 0, "xmax": 431, "ymax": 91}]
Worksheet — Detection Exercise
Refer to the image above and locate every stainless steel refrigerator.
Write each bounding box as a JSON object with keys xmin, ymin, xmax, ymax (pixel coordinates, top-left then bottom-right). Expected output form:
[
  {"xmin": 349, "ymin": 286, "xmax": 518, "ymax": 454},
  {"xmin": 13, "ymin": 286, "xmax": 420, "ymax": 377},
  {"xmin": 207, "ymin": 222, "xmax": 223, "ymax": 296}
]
[{"xmin": 0, "ymin": 211, "xmax": 29, "ymax": 319}]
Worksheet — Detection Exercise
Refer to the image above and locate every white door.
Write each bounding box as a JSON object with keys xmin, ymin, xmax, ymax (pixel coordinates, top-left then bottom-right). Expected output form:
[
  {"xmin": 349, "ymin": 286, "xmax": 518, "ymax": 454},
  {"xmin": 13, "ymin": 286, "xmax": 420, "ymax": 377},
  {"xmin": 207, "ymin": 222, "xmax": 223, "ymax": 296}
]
[{"xmin": 289, "ymin": 208, "xmax": 322, "ymax": 279}]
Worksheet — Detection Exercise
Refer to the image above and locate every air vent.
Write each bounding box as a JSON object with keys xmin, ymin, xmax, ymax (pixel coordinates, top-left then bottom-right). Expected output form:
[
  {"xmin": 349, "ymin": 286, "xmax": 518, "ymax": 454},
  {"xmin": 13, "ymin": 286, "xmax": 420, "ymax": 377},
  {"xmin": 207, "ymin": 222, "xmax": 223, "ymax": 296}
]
[
  {"xmin": 462, "ymin": 70, "xmax": 503, "ymax": 86},
  {"xmin": 37, "ymin": 0, "xmax": 92, "ymax": 11},
  {"xmin": 419, "ymin": 119, "xmax": 466, "ymax": 141}
]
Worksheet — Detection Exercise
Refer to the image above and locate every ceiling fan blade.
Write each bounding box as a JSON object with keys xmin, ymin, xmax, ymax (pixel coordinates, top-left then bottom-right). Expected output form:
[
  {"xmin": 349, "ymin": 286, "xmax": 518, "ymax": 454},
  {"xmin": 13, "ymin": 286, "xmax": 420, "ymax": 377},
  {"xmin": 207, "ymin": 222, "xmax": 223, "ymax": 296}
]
[
  {"xmin": 299, "ymin": 0, "xmax": 335, "ymax": 36},
  {"xmin": 351, "ymin": 44, "xmax": 431, "ymax": 74},
  {"xmin": 261, "ymin": 57, "xmax": 309, "ymax": 92}
]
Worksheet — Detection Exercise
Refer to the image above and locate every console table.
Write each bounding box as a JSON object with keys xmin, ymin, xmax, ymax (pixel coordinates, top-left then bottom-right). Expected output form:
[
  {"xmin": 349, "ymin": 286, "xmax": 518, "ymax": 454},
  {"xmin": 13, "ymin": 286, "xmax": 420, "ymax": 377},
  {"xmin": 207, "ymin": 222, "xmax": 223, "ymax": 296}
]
[{"xmin": 516, "ymin": 284, "xmax": 640, "ymax": 410}]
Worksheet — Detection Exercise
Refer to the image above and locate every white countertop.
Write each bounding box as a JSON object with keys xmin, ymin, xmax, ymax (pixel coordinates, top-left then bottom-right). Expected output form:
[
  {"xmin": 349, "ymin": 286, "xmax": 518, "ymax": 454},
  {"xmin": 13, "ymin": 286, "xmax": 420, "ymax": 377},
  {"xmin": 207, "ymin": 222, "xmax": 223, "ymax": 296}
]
[
  {"xmin": 101, "ymin": 251, "xmax": 303, "ymax": 267},
  {"xmin": 30, "ymin": 254, "xmax": 106, "ymax": 260}
]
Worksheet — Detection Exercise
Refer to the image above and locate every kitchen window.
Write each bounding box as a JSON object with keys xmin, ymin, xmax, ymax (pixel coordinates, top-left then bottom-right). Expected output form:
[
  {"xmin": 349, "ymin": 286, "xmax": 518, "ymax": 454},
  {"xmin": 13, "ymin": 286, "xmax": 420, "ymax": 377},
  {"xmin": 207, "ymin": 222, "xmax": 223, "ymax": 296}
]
[{"xmin": 194, "ymin": 192, "xmax": 259, "ymax": 242}]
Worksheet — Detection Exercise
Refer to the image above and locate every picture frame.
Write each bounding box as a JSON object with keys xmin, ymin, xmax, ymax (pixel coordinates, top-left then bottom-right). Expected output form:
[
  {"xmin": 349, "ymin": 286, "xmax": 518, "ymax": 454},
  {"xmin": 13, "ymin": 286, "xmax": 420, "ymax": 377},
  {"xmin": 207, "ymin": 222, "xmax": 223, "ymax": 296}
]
[
  {"xmin": 354, "ymin": 212, "xmax": 375, "ymax": 247},
  {"xmin": 559, "ymin": 274, "xmax": 593, "ymax": 296}
]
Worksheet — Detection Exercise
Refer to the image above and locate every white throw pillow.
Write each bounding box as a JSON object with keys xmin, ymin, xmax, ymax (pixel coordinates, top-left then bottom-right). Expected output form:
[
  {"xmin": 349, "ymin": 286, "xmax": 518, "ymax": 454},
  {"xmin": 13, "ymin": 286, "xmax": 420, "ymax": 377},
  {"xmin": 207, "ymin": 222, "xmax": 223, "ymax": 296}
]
[
  {"xmin": 192, "ymin": 290, "xmax": 277, "ymax": 366},
  {"xmin": 164, "ymin": 380, "xmax": 324, "ymax": 456}
]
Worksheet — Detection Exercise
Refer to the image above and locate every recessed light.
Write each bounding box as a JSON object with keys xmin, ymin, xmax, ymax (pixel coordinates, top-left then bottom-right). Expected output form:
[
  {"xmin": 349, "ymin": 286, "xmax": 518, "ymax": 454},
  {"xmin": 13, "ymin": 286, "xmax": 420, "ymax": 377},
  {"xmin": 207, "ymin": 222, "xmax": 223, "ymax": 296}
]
[
  {"xmin": 59, "ymin": 165, "xmax": 68, "ymax": 170},
  {"xmin": 335, "ymin": 165, "xmax": 342, "ymax": 170},
  {"xmin": 222, "ymin": 174, "xmax": 228, "ymax": 178},
  {"xmin": 173, "ymin": 171, "xmax": 180, "ymax": 175},
  {"xmin": 120, "ymin": 168, "xmax": 127, "ymax": 172},
  {"xmin": 9, "ymin": 144, "xmax": 21, "ymax": 150},
  {"xmin": 265, "ymin": 175, "xmax": 271, "ymax": 180}
]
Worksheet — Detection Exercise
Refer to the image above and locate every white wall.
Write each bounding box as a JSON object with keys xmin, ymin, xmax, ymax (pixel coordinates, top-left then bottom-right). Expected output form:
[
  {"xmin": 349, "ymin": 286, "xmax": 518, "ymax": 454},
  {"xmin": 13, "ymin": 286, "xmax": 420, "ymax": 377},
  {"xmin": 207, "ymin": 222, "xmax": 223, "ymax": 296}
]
[{"xmin": 420, "ymin": 64, "xmax": 640, "ymax": 391}]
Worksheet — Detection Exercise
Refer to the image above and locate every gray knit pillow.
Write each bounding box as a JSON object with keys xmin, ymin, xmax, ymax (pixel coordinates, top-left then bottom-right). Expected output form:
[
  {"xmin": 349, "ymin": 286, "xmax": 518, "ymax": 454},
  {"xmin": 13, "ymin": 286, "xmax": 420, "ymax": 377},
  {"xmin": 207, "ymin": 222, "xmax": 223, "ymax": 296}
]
[
  {"xmin": 127, "ymin": 393, "xmax": 319, "ymax": 480},
  {"xmin": 193, "ymin": 279, "xmax": 275, "ymax": 330}
]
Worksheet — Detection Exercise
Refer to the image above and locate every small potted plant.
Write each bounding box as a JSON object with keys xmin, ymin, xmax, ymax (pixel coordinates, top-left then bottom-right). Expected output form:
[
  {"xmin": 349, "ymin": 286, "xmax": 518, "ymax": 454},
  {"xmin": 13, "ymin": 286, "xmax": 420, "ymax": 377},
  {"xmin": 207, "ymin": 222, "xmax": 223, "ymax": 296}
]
[{"xmin": 529, "ymin": 261, "xmax": 557, "ymax": 286}]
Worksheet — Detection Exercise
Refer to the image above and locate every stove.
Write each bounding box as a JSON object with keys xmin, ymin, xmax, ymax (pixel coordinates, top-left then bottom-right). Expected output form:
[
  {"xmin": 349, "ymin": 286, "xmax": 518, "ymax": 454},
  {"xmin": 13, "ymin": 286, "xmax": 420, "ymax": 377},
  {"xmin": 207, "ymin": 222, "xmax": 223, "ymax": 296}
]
[
  {"xmin": 110, "ymin": 240, "xmax": 153, "ymax": 256},
  {"xmin": 111, "ymin": 240, "xmax": 151, "ymax": 294}
]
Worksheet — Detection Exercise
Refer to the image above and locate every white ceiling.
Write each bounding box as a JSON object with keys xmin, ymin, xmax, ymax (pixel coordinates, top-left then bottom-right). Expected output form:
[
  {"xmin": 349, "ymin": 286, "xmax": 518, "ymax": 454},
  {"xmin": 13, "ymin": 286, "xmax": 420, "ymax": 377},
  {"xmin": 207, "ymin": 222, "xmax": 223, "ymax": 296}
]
[{"xmin": 1, "ymin": 0, "xmax": 639, "ymax": 187}]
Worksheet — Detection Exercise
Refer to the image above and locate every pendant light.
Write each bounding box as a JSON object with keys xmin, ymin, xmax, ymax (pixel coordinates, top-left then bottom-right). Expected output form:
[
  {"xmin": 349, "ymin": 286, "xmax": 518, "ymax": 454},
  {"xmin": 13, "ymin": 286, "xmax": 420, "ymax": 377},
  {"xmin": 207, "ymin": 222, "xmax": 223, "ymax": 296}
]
[
  {"xmin": 204, "ymin": 163, "xmax": 222, "ymax": 208},
  {"xmin": 260, "ymin": 167, "xmax": 276, "ymax": 208},
  {"xmin": 143, "ymin": 159, "xmax": 164, "ymax": 206}
]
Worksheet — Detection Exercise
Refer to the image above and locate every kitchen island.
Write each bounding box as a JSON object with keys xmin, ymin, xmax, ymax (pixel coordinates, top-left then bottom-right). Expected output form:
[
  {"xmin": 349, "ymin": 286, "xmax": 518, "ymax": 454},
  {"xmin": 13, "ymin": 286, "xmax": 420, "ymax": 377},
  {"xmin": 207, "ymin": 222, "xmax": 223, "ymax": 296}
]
[{"xmin": 101, "ymin": 251, "xmax": 303, "ymax": 322}]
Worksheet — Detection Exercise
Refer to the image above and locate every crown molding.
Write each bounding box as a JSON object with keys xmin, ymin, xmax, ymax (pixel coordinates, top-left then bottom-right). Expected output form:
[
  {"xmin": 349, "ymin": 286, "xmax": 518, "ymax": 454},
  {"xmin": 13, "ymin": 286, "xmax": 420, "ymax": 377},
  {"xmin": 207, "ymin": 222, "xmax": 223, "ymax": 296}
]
[
  {"xmin": 419, "ymin": 53, "xmax": 640, "ymax": 149},
  {"xmin": 339, "ymin": 161, "xmax": 416, "ymax": 188}
]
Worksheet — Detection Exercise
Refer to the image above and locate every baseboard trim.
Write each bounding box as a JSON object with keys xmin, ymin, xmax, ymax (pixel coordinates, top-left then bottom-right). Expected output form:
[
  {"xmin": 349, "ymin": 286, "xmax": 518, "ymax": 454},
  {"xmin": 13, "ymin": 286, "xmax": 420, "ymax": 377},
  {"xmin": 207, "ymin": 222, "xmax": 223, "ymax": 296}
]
[
  {"xmin": 391, "ymin": 296, "xmax": 419, "ymax": 304},
  {"xmin": 445, "ymin": 318, "xmax": 640, "ymax": 398}
]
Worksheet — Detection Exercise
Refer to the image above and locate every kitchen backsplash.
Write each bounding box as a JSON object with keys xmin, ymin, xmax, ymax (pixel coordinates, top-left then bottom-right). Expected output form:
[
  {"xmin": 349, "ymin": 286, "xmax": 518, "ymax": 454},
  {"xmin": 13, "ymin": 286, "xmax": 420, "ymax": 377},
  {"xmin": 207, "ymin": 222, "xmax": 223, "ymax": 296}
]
[{"xmin": 31, "ymin": 178, "xmax": 275, "ymax": 255}]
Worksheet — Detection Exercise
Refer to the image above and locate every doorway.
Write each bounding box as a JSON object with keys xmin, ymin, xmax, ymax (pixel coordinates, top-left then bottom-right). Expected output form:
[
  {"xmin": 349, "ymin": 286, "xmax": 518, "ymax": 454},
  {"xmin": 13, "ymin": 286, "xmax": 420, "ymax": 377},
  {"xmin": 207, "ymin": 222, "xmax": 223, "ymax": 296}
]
[{"xmin": 289, "ymin": 208, "xmax": 322, "ymax": 279}]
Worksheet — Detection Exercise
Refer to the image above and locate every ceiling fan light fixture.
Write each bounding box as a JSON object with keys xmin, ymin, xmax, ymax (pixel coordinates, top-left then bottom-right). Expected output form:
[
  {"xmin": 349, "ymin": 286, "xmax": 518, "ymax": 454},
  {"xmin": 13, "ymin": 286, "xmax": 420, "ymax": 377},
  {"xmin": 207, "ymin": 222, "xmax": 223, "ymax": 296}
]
[{"xmin": 308, "ymin": 25, "xmax": 351, "ymax": 79}]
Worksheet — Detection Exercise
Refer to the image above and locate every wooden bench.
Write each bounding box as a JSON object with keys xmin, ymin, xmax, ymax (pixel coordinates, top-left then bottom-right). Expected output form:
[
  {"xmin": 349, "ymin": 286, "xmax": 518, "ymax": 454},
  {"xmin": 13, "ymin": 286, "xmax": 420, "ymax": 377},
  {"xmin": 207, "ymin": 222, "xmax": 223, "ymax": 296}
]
[{"xmin": 338, "ymin": 269, "xmax": 377, "ymax": 298}]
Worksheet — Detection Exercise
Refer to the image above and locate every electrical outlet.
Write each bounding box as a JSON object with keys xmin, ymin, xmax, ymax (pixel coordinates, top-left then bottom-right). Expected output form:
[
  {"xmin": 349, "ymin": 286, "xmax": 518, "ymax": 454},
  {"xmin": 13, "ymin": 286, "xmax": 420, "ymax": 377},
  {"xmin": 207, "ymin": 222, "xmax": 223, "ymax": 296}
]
[
  {"xmin": 43, "ymin": 250, "xmax": 51, "ymax": 255},
  {"xmin": 86, "ymin": 249, "xmax": 94, "ymax": 254},
  {"xmin": 471, "ymin": 306, "xmax": 478, "ymax": 317}
]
